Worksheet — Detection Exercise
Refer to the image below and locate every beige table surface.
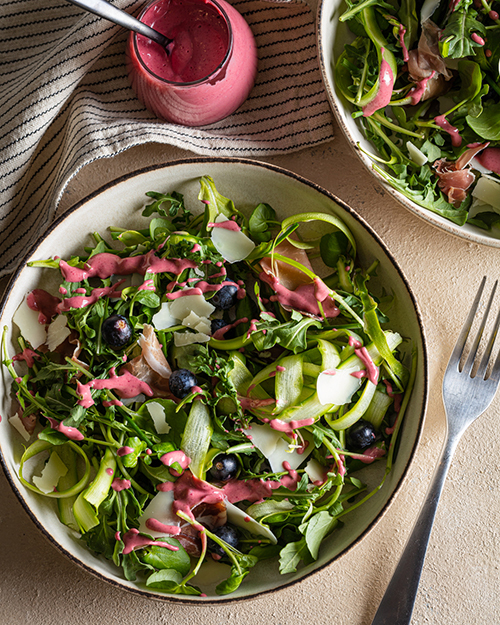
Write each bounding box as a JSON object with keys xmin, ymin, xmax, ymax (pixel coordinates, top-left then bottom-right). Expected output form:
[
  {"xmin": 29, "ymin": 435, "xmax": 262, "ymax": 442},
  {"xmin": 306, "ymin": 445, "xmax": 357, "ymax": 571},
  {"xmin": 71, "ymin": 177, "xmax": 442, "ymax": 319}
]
[{"xmin": 1, "ymin": 116, "xmax": 500, "ymax": 624}]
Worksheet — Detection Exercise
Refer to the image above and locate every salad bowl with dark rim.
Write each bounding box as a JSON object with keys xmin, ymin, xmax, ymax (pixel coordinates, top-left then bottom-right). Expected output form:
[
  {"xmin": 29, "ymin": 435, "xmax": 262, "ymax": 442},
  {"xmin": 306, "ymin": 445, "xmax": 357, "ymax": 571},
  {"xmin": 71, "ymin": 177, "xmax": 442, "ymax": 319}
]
[
  {"xmin": 316, "ymin": 0, "xmax": 500, "ymax": 247},
  {"xmin": 0, "ymin": 158, "xmax": 428, "ymax": 602}
]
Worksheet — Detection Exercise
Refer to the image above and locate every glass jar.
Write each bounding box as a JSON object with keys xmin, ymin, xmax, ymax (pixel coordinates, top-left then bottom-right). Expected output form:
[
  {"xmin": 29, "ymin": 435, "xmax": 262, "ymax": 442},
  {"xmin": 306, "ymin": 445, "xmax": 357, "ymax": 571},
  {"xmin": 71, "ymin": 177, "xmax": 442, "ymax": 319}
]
[{"xmin": 126, "ymin": 0, "xmax": 258, "ymax": 126}]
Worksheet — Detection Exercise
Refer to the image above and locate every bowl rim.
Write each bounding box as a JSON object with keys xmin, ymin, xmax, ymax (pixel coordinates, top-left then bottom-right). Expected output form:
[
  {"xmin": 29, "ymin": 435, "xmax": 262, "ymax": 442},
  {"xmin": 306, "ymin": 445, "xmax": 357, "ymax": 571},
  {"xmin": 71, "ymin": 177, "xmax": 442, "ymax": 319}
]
[
  {"xmin": 315, "ymin": 0, "xmax": 500, "ymax": 248},
  {"xmin": 0, "ymin": 156, "xmax": 429, "ymax": 604}
]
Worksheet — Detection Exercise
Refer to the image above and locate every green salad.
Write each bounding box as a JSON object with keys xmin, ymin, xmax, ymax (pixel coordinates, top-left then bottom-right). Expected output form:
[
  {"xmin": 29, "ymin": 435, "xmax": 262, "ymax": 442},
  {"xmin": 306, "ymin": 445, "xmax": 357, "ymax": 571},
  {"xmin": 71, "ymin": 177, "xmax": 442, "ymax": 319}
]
[
  {"xmin": 335, "ymin": 0, "xmax": 500, "ymax": 228},
  {"xmin": 3, "ymin": 177, "xmax": 415, "ymax": 596}
]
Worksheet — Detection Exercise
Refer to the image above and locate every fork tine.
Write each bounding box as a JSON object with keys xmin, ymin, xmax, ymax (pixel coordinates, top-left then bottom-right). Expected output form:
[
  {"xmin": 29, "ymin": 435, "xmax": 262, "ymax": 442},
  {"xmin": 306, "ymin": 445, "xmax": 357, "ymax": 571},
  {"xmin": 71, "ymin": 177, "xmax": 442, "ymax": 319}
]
[
  {"xmin": 476, "ymin": 301, "xmax": 500, "ymax": 378},
  {"xmin": 448, "ymin": 276, "xmax": 487, "ymax": 371},
  {"xmin": 486, "ymin": 342, "xmax": 500, "ymax": 385},
  {"xmin": 462, "ymin": 279, "xmax": 498, "ymax": 375}
]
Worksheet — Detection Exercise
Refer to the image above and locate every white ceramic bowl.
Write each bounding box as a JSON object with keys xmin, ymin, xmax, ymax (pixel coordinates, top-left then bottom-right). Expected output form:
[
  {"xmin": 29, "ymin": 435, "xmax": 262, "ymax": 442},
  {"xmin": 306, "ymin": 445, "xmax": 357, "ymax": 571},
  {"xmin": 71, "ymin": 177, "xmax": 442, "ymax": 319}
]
[
  {"xmin": 316, "ymin": 0, "xmax": 500, "ymax": 246},
  {"xmin": 0, "ymin": 158, "xmax": 428, "ymax": 602}
]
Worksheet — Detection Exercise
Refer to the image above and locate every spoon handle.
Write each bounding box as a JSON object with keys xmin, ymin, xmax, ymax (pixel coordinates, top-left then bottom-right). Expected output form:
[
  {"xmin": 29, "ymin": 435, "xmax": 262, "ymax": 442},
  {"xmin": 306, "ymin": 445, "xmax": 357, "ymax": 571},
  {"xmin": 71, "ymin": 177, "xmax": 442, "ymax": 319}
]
[{"xmin": 66, "ymin": 0, "xmax": 171, "ymax": 47}]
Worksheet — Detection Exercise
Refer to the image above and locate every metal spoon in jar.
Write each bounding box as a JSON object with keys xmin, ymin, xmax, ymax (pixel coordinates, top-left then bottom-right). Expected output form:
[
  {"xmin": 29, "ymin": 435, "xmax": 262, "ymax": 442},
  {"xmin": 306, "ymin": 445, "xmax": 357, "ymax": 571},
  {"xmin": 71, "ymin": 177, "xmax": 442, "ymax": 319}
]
[{"xmin": 66, "ymin": 0, "xmax": 173, "ymax": 52}]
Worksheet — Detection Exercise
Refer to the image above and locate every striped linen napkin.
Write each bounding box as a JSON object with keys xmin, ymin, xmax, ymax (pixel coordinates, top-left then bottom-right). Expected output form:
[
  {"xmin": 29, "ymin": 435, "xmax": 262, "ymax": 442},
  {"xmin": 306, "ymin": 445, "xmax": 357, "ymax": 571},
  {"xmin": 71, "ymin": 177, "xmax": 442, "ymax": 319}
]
[{"xmin": 0, "ymin": 0, "xmax": 334, "ymax": 278}]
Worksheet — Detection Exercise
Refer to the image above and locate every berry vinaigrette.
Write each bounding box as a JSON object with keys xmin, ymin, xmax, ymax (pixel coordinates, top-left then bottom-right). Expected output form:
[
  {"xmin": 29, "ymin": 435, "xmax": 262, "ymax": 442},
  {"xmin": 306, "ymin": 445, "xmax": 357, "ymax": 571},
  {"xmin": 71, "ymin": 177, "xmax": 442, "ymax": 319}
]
[{"xmin": 126, "ymin": 0, "xmax": 257, "ymax": 126}]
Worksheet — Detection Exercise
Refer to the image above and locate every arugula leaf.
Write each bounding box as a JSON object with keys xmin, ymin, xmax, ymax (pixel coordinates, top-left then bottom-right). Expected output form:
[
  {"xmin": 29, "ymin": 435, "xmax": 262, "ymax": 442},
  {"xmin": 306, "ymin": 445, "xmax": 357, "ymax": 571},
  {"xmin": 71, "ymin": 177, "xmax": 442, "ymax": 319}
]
[
  {"xmin": 215, "ymin": 567, "xmax": 250, "ymax": 595},
  {"xmin": 252, "ymin": 311, "xmax": 322, "ymax": 354},
  {"xmin": 467, "ymin": 102, "xmax": 500, "ymax": 140},
  {"xmin": 397, "ymin": 0, "xmax": 419, "ymax": 49},
  {"xmin": 439, "ymin": 3, "xmax": 486, "ymax": 59},
  {"xmin": 320, "ymin": 231, "xmax": 350, "ymax": 267},
  {"xmin": 278, "ymin": 538, "xmax": 314, "ymax": 574},
  {"xmin": 300, "ymin": 511, "xmax": 338, "ymax": 560},
  {"xmin": 248, "ymin": 203, "xmax": 277, "ymax": 242},
  {"xmin": 141, "ymin": 540, "xmax": 191, "ymax": 575},
  {"xmin": 419, "ymin": 139, "xmax": 442, "ymax": 164},
  {"xmin": 143, "ymin": 191, "xmax": 192, "ymax": 226},
  {"xmin": 146, "ymin": 568, "xmax": 185, "ymax": 591},
  {"xmin": 373, "ymin": 164, "xmax": 469, "ymax": 225}
]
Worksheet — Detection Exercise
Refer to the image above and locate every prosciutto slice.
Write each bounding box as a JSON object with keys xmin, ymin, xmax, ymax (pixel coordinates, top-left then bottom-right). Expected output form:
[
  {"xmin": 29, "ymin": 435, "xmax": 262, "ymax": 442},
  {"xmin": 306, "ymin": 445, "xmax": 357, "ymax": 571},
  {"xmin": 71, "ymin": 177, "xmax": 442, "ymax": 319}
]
[
  {"xmin": 123, "ymin": 324, "xmax": 173, "ymax": 398},
  {"xmin": 407, "ymin": 20, "xmax": 453, "ymax": 83},
  {"xmin": 434, "ymin": 143, "xmax": 490, "ymax": 207},
  {"xmin": 259, "ymin": 239, "xmax": 313, "ymax": 290}
]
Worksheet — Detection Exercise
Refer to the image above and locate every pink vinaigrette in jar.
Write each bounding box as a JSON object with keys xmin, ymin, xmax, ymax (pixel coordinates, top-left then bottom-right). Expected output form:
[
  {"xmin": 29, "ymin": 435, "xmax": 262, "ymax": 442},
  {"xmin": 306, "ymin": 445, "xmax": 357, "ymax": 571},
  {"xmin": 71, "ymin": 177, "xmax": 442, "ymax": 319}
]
[{"xmin": 126, "ymin": 0, "xmax": 257, "ymax": 126}]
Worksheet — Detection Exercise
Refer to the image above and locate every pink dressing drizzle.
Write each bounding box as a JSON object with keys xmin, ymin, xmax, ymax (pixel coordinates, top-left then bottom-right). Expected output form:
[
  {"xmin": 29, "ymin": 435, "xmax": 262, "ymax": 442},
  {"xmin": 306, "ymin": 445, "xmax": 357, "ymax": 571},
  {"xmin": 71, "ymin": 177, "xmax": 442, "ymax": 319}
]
[
  {"xmin": 160, "ymin": 450, "xmax": 191, "ymax": 477},
  {"xmin": 59, "ymin": 251, "xmax": 197, "ymax": 283},
  {"xmin": 212, "ymin": 317, "xmax": 248, "ymax": 340},
  {"xmin": 362, "ymin": 50, "xmax": 394, "ymax": 117},
  {"xmin": 26, "ymin": 289, "xmax": 61, "ymax": 324},
  {"xmin": 13, "ymin": 348, "xmax": 40, "ymax": 368},
  {"xmin": 475, "ymin": 147, "xmax": 500, "ymax": 175},
  {"xmin": 46, "ymin": 417, "xmax": 85, "ymax": 441},
  {"xmin": 409, "ymin": 71, "xmax": 435, "ymax": 105},
  {"xmin": 348, "ymin": 336, "xmax": 379, "ymax": 384},
  {"xmin": 117, "ymin": 446, "xmax": 134, "ymax": 457},
  {"xmin": 58, "ymin": 283, "xmax": 125, "ymax": 312},
  {"xmin": 398, "ymin": 24, "xmax": 409, "ymax": 62},
  {"xmin": 359, "ymin": 445, "xmax": 386, "ymax": 463},
  {"xmin": 118, "ymin": 528, "xmax": 178, "ymax": 553},
  {"xmin": 259, "ymin": 271, "xmax": 340, "ymax": 318},
  {"xmin": 145, "ymin": 517, "xmax": 181, "ymax": 535},
  {"xmin": 434, "ymin": 115, "xmax": 462, "ymax": 147},
  {"xmin": 102, "ymin": 399, "xmax": 124, "ymax": 408},
  {"xmin": 112, "ymin": 478, "xmax": 132, "ymax": 491},
  {"xmin": 138, "ymin": 279, "xmax": 155, "ymax": 292},
  {"xmin": 264, "ymin": 417, "xmax": 315, "ymax": 436},
  {"xmin": 471, "ymin": 32, "xmax": 485, "ymax": 46},
  {"xmin": 383, "ymin": 379, "xmax": 394, "ymax": 397},
  {"xmin": 76, "ymin": 368, "xmax": 154, "ymax": 408},
  {"xmin": 207, "ymin": 220, "xmax": 241, "ymax": 231},
  {"xmin": 354, "ymin": 346, "xmax": 379, "ymax": 385}
]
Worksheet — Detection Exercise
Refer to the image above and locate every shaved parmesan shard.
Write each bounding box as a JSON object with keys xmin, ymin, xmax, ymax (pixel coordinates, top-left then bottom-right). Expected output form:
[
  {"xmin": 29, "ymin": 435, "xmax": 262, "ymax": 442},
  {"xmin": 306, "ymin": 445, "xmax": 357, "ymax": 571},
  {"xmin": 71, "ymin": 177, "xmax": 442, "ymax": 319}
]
[
  {"xmin": 182, "ymin": 311, "xmax": 203, "ymax": 329},
  {"xmin": 32, "ymin": 451, "xmax": 68, "ymax": 494},
  {"xmin": 243, "ymin": 422, "xmax": 314, "ymax": 473},
  {"xmin": 317, "ymin": 367, "xmax": 363, "ymax": 406},
  {"xmin": 13, "ymin": 294, "xmax": 47, "ymax": 349},
  {"xmin": 169, "ymin": 294, "xmax": 215, "ymax": 320},
  {"xmin": 472, "ymin": 175, "xmax": 500, "ymax": 212},
  {"xmin": 225, "ymin": 501, "xmax": 277, "ymax": 544},
  {"xmin": 138, "ymin": 489, "xmax": 178, "ymax": 538},
  {"xmin": 406, "ymin": 141, "xmax": 428, "ymax": 166},
  {"xmin": 173, "ymin": 331, "xmax": 210, "ymax": 346},
  {"xmin": 147, "ymin": 401, "xmax": 171, "ymax": 435},
  {"xmin": 46, "ymin": 314, "xmax": 71, "ymax": 351},
  {"xmin": 194, "ymin": 318, "xmax": 211, "ymax": 335},
  {"xmin": 210, "ymin": 215, "xmax": 255, "ymax": 263},
  {"xmin": 305, "ymin": 458, "xmax": 327, "ymax": 484},
  {"xmin": 152, "ymin": 303, "xmax": 178, "ymax": 330},
  {"xmin": 9, "ymin": 413, "xmax": 31, "ymax": 441},
  {"xmin": 121, "ymin": 393, "xmax": 145, "ymax": 406}
]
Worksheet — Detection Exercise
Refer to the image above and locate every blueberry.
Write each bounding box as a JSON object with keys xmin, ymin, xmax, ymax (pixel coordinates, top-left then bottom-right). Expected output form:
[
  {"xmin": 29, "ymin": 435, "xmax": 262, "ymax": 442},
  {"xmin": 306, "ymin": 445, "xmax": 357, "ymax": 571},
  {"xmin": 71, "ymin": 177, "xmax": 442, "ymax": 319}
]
[
  {"xmin": 211, "ymin": 282, "xmax": 238, "ymax": 310},
  {"xmin": 169, "ymin": 368, "xmax": 197, "ymax": 399},
  {"xmin": 208, "ymin": 525, "xmax": 240, "ymax": 557},
  {"xmin": 211, "ymin": 318, "xmax": 228, "ymax": 335},
  {"xmin": 101, "ymin": 315, "xmax": 132, "ymax": 349},
  {"xmin": 348, "ymin": 419, "xmax": 377, "ymax": 450},
  {"xmin": 209, "ymin": 454, "xmax": 239, "ymax": 481}
]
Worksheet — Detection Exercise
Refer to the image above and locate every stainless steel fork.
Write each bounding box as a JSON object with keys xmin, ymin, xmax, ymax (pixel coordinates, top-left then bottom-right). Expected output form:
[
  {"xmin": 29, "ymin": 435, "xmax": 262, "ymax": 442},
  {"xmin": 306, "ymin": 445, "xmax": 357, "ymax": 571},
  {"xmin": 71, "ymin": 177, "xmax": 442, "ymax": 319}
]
[{"xmin": 370, "ymin": 276, "xmax": 500, "ymax": 625}]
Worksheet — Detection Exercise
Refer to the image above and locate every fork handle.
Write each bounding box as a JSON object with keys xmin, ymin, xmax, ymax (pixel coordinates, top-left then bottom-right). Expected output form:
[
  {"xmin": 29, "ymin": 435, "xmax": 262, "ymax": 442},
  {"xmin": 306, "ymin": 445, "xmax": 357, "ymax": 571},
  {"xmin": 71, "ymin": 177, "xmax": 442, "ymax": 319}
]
[{"xmin": 370, "ymin": 438, "xmax": 458, "ymax": 625}]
